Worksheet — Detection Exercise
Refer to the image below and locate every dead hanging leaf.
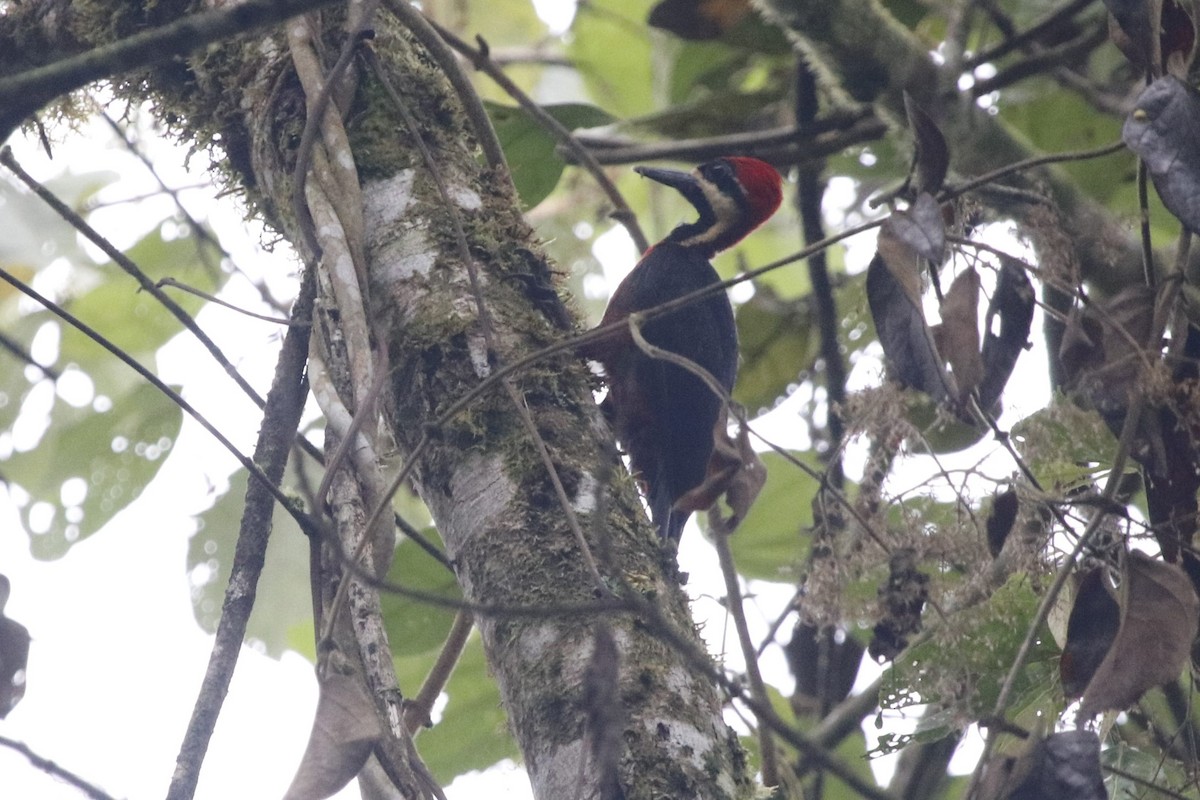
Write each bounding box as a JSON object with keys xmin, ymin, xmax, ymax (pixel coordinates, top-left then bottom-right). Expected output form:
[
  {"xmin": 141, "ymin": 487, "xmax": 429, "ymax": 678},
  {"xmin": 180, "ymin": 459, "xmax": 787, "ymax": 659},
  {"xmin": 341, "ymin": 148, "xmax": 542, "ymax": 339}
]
[
  {"xmin": 880, "ymin": 193, "xmax": 946, "ymax": 266},
  {"xmin": 1059, "ymin": 286, "xmax": 1156, "ymax": 419},
  {"xmin": 0, "ymin": 575, "xmax": 30, "ymax": 719},
  {"xmin": 283, "ymin": 669, "xmax": 383, "ymax": 800},
  {"xmin": 985, "ymin": 487, "xmax": 1019, "ymax": 558},
  {"xmin": 869, "ymin": 549, "xmax": 929, "ymax": 661},
  {"xmin": 867, "ymin": 251, "xmax": 954, "ymax": 405},
  {"xmin": 1060, "ymin": 569, "xmax": 1121, "ymax": 699},
  {"xmin": 1105, "ymin": 0, "xmax": 1159, "ymax": 69},
  {"xmin": 1077, "ymin": 551, "xmax": 1200, "ymax": 720},
  {"xmin": 931, "ymin": 268, "xmax": 984, "ymax": 402},
  {"xmin": 904, "ymin": 94, "xmax": 950, "ymax": 196},
  {"xmin": 648, "ymin": 0, "xmax": 750, "ymax": 39},
  {"xmin": 1180, "ymin": 551, "xmax": 1200, "ymax": 671},
  {"xmin": 978, "ymin": 257, "xmax": 1035, "ymax": 411},
  {"xmin": 1163, "ymin": 0, "xmax": 1198, "ymax": 76},
  {"xmin": 1106, "ymin": 0, "xmax": 1196, "ymax": 75},
  {"xmin": 1123, "ymin": 76, "xmax": 1200, "ymax": 233},
  {"xmin": 1143, "ymin": 323, "xmax": 1200, "ymax": 562},
  {"xmin": 786, "ymin": 623, "xmax": 864, "ymax": 716},
  {"xmin": 682, "ymin": 409, "xmax": 766, "ymax": 534},
  {"xmin": 979, "ymin": 730, "xmax": 1107, "ymax": 800}
]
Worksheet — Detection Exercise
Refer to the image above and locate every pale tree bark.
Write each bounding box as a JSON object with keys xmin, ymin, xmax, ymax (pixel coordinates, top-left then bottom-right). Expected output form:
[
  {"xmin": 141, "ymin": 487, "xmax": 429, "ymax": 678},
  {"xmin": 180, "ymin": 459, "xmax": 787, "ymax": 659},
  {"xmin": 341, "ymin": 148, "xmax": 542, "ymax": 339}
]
[{"xmin": 0, "ymin": 2, "xmax": 759, "ymax": 798}]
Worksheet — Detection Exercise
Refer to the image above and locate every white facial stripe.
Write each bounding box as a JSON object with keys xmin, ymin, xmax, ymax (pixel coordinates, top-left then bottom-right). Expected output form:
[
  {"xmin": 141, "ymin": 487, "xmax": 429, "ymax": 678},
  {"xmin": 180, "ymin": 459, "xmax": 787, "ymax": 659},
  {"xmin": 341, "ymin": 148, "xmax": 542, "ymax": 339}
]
[{"xmin": 677, "ymin": 177, "xmax": 741, "ymax": 248}]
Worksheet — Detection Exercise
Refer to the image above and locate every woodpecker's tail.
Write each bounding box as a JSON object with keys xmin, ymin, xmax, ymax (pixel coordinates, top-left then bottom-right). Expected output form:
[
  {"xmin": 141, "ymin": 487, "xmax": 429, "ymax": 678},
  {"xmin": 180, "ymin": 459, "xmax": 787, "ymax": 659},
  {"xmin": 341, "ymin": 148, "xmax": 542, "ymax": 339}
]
[{"xmin": 650, "ymin": 480, "xmax": 689, "ymax": 542}]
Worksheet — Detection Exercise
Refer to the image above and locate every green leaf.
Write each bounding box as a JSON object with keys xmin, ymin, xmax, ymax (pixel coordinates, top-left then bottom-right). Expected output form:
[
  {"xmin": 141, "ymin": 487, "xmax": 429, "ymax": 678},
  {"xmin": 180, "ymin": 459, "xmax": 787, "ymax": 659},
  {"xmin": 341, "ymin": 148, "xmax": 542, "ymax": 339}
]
[
  {"xmin": 59, "ymin": 227, "xmax": 223, "ymax": 394},
  {"xmin": 396, "ymin": 634, "xmax": 518, "ymax": 783},
  {"xmin": 880, "ymin": 575, "xmax": 1059, "ymax": 735},
  {"xmin": 0, "ymin": 170, "xmax": 118, "ymax": 272},
  {"xmin": 997, "ymin": 82, "xmax": 1125, "ymax": 205},
  {"xmin": 5, "ymin": 381, "xmax": 182, "ymax": 557},
  {"xmin": 668, "ymin": 40, "xmax": 748, "ymax": 105},
  {"xmin": 570, "ymin": 0, "xmax": 656, "ymax": 118},
  {"xmin": 1011, "ymin": 398, "xmax": 1119, "ymax": 490},
  {"xmin": 726, "ymin": 450, "xmax": 823, "ymax": 581},
  {"xmin": 188, "ymin": 467, "xmax": 312, "ymax": 657},
  {"xmin": 485, "ymin": 101, "xmax": 616, "ymax": 208},
  {"xmin": 381, "ymin": 534, "xmax": 461, "ymax": 657},
  {"xmin": 734, "ymin": 288, "xmax": 818, "ymax": 413}
]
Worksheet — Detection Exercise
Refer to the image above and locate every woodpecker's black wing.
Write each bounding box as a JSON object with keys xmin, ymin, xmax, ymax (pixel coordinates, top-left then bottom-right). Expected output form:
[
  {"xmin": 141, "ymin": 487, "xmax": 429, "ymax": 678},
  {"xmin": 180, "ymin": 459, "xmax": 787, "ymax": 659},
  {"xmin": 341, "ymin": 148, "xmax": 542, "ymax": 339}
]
[{"xmin": 599, "ymin": 241, "xmax": 738, "ymax": 540}]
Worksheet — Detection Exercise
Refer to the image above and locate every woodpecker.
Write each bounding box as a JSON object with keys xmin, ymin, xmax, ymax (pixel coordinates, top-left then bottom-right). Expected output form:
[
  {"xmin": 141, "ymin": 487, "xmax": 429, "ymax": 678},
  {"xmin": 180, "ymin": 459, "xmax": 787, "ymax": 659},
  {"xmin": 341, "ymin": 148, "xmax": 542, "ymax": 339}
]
[{"xmin": 586, "ymin": 157, "xmax": 783, "ymax": 541}]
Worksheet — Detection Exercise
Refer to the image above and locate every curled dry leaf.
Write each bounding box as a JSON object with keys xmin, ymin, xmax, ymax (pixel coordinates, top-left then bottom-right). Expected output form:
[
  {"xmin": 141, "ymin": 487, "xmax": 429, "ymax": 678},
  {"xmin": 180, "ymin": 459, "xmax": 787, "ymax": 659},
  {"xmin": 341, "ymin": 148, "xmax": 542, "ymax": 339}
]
[
  {"xmin": 904, "ymin": 94, "xmax": 950, "ymax": 195},
  {"xmin": 648, "ymin": 0, "xmax": 751, "ymax": 40},
  {"xmin": 683, "ymin": 409, "xmax": 766, "ymax": 535},
  {"xmin": 0, "ymin": 575, "xmax": 30, "ymax": 719},
  {"xmin": 984, "ymin": 487, "xmax": 1018, "ymax": 558},
  {"xmin": 283, "ymin": 669, "xmax": 383, "ymax": 800},
  {"xmin": 1059, "ymin": 285, "xmax": 1156, "ymax": 420},
  {"xmin": 1123, "ymin": 75, "xmax": 1200, "ymax": 234},
  {"xmin": 931, "ymin": 267, "xmax": 984, "ymax": 402},
  {"xmin": 1077, "ymin": 551, "xmax": 1200, "ymax": 721},
  {"xmin": 786, "ymin": 623, "xmax": 865, "ymax": 716},
  {"xmin": 979, "ymin": 730, "xmax": 1106, "ymax": 800},
  {"xmin": 867, "ymin": 252, "xmax": 953, "ymax": 405},
  {"xmin": 1107, "ymin": 0, "xmax": 1196, "ymax": 75},
  {"xmin": 978, "ymin": 257, "xmax": 1035, "ymax": 411},
  {"xmin": 1060, "ymin": 568, "xmax": 1120, "ymax": 699},
  {"xmin": 881, "ymin": 193, "xmax": 946, "ymax": 266},
  {"xmin": 1104, "ymin": 0, "xmax": 1159, "ymax": 70}
]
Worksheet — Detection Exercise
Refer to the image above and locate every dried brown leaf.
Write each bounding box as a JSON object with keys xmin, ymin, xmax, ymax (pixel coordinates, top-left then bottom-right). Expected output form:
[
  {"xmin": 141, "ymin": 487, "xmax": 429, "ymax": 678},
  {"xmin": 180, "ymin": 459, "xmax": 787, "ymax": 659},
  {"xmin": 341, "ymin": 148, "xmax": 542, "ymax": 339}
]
[
  {"xmin": 904, "ymin": 94, "xmax": 950, "ymax": 195},
  {"xmin": 979, "ymin": 730, "xmax": 1106, "ymax": 800},
  {"xmin": 0, "ymin": 575, "xmax": 29, "ymax": 720},
  {"xmin": 978, "ymin": 257, "xmax": 1035, "ymax": 410},
  {"xmin": 1060, "ymin": 569, "xmax": 1120, "ymax": 699},
  {"xmin": 932, "ymin": 268, "xmax": 983, "ymax": 400},
  {"xmin": 985, "ymin": 488, "xmax": 1018, "ymax": 558},
  {"xmin": 866, "ymin": 252, "xmax": 954, "ymax": 404},
  {"xmin": 1077, "ymin": 552, "xmax": 1199, "ymax": 720},
  {"xmin": 685, "ymin": 411, "xmax": 766, "ymax": 534},
  {"xmin": 283, "ymin": 670, "xmax": 383, "ymax": 800}
]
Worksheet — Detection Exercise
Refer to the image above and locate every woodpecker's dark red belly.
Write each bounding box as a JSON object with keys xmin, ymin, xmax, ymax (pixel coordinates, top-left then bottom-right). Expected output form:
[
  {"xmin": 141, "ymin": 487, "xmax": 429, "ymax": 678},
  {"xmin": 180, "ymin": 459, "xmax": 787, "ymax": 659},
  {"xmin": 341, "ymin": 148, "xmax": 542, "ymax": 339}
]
[{"xmin": 589, "ymin": 241, "xmax": 737, "ymax": 540}]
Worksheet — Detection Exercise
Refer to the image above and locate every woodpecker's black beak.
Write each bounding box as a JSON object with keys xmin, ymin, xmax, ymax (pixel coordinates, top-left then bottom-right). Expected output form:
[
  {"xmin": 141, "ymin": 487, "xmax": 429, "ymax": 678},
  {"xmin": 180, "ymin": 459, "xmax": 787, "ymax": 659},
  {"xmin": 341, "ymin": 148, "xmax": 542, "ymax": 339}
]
[{"xmin": 635, "ymin": 166, "xmax": 709, "ymax": 212}]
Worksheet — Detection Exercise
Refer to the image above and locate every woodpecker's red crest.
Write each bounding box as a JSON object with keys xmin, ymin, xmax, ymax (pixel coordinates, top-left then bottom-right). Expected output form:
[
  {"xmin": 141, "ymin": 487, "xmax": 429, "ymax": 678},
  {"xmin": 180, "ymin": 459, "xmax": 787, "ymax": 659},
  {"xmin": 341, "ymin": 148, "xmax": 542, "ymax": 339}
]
[
  {"xmin": 589, "ymin": 156, "xmax": 782, "ymax": 542},
  {"xmin": 634, "ymin": 156, "xmax": 783, "ymax": 256}
]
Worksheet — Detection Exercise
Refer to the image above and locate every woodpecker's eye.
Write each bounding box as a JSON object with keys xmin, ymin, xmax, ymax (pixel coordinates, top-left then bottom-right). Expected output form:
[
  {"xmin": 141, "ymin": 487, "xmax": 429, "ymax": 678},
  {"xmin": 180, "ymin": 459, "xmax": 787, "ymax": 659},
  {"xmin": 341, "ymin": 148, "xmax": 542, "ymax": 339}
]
[{"xmin": 703, "ymin": 161, "xmax": 732, "ymax": 181}]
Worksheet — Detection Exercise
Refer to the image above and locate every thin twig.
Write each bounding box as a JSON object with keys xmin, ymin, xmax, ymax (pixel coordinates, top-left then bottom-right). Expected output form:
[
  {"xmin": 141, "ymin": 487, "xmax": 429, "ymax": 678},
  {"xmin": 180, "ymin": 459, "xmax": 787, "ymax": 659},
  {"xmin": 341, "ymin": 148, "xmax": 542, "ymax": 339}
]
[
  {"xmin": 428, "ymin": 20, "xmax": 650, "ymax": 253},
  {"xmin": 964, "ymin": 0, "xmax": 1093, "ymax": 69},
  {"xmin": 155, "ymin": 277, "xmax": 295, "ymax": 324},
  {"xmin": 0, "ymin": 147, "xmax": 269, "ymax": 409},
  {"xmin": 101, "ymin": 112, "xmax": 226, "ymax": 280},
  {"xmin": 1138, "ymin": 158, "xmax": 1157, "ymax": 287},
  {"xmin": 382, "ymin": 0, "xmax": 510, "ymax": 177},
  {"xmin": 404, "ymin": 609, "xmax": 474, "ymax": 734},
  {"xmin": 0, "ymin": 735, "xmax": 117, "ymax": 800},
  {"xmin": 571, "ymin": 116, "xmax": 888, "ymax": 169},
  {"xmin": 166, "ymin": 262, "xmax": 316, "ymax": 800},
  {"xmin": 938, "ymin": 139, "xmax": 1126, "ymax": 204},
  {"xmin": 0, "ymin": 265, "xmax": 315, "ymax": 535},
  {"xmin": 0, "ymin": 327, "xmax": 60, "ymax": 380},
  {"xmin": 712, "ymin": 530, "xmax": 779, "ymax": 786}
]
